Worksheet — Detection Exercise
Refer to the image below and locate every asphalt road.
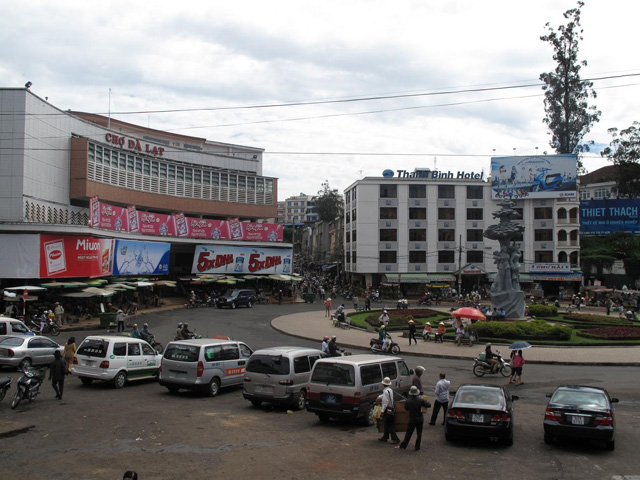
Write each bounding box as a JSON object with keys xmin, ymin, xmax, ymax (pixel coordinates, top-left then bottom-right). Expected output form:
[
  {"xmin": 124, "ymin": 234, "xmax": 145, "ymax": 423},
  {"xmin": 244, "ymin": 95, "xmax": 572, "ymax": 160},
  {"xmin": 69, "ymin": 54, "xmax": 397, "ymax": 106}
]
[{"xmin": 1, "ymin": 303, "xmax": 639, "ymax": 480}]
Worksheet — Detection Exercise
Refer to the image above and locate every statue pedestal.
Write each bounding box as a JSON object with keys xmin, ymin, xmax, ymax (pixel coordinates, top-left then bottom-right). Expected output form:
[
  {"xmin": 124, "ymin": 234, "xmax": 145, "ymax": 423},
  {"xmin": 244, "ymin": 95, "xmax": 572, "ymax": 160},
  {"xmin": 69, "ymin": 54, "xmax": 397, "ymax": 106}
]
[{"xmin": 489, "ymin": 290, "xmax": 525, "ymax": 319}]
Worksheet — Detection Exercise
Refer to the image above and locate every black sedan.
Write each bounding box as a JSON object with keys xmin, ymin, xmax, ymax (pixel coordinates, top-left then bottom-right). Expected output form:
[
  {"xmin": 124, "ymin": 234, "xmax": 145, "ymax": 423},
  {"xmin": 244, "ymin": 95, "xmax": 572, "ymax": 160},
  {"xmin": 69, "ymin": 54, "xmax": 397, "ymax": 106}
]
[
  {"xmin": 445, "ymin": 384, "xmax": 517, "ymax": 446},
  {"xmin": 544, "ymin": 385, "xmax": 618, "ymax": 451}
]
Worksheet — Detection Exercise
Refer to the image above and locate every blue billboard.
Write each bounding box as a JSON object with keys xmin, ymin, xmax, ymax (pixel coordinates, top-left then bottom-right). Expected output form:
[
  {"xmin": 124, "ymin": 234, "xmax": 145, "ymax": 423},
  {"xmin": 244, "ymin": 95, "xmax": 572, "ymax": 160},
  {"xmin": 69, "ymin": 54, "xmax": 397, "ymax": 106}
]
[
  {"xmin": 491, "ymin": 155, "xmax": 578, "ymax": 200},
  {"xmin": 580, "ymin": 199, "xmax": 640, "ymax": 235},
  {"xmin": 113, "ymin": 240, "xmax": 171, "ymax": 275}
]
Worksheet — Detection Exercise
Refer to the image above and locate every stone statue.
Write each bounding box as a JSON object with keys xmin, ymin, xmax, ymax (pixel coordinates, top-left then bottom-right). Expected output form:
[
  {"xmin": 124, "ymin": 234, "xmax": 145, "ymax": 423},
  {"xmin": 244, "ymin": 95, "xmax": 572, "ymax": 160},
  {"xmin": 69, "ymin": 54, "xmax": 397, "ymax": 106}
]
[{"xmin": 483, "ymin": 200, "xmax": 526, "ymax": 318}]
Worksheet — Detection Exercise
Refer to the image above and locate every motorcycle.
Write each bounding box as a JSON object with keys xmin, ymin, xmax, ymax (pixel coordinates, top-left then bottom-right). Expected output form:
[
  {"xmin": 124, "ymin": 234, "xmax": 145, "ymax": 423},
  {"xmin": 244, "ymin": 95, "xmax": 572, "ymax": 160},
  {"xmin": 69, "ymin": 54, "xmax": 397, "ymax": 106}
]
[
  {"xmin": 472, "ymin": 351, "xmax": 511, "ymax": 377},
  {"xmin": 11, "ymin": 365, "xmax": 46, "ymax": 409},
  {"xmin": 0, "ymin": 376, "xmax": 11, "ymax": 403},
  {"xmin": 370, "ymin": 291, "xmax": 382, "ymax": 303},
  {"xmin": 370, "ymin": 334, "xmax": 401, "ymax": 355},
  {"xmin": 256, "ymin": 294, "xmax": 269, "ymax": 305},
  {"xmin": 531, "ymin": 167, "xmax": 563, "ymax": 192},
  {"xmin": 416, "ymin": 295, "xmax": 432, "ymax": 306},
  {"xmin": 144, "ymin": 334, "xmax": 163, "ymax": 354},
  {"xmin": 28, "ymin": 317, "xmax": 60, "ymax": 336}
]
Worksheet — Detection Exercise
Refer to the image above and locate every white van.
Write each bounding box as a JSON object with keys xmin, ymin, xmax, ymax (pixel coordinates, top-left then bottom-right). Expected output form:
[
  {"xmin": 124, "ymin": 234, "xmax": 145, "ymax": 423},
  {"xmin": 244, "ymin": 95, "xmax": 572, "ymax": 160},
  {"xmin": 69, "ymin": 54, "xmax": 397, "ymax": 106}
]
[
  {"xmin": 73, "ymin": 335, "xmax": 162, "ymax": 388},
  {"xmin": 0, "ymin": 317, "xmax": 34, "ymax": 342},
  {"xmin": 243, "ymin": 346, "xmax": 327, "ymax": 410},
  {"xmin": 159, "ymin": 338, "xmax": 253, "ymax": 396},
  {"xmin": 306, "ymin": 354, "xmax": 413, "ymax": 425}
]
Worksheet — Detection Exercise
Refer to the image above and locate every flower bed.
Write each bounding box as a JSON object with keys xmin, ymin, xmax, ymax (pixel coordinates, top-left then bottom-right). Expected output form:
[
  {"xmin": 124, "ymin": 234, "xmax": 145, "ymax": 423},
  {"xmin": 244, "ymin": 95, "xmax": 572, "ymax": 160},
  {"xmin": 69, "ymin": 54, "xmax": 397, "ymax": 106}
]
[
  {"xmin": 472, "ymin": 320, "xmax": 571, "ymax": 341},
  {"xmin": 362, "ymin": 308, "xmax": 440, "ymax": 330},
  {"xmin": 577, "ymin": 326, "xmax": 640, "ymax": 340}
]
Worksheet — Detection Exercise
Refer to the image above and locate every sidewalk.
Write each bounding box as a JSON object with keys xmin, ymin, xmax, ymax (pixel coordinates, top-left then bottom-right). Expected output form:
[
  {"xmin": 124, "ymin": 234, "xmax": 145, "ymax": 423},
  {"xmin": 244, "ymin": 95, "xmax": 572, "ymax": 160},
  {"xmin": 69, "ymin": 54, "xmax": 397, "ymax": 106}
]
[{"xmin": 271, "ymin": 309, "xmax": 640, "ymax": 366}]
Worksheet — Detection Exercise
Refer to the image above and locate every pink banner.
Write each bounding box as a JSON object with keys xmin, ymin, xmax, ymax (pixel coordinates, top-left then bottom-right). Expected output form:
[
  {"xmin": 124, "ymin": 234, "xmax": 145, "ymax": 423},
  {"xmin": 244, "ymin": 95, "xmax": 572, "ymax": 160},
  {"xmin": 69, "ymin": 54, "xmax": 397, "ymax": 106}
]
[
  {"xmin": 139, "ymin": 211, "xmax": 176, "ymax": 236},
  {"xmin": 185, "ymin": 217, "xmax": 228, "ymax": 239},
  {"xmin": 96, "ymin": 202, "xmax": 128, "ymax": 232},
  {"xmin": 127, "ymin": 205, "xmax": 139, "ymax": 233},
  {"xmin": 244, "ymin": 222, "xmax": 283, "ymax": 242}
]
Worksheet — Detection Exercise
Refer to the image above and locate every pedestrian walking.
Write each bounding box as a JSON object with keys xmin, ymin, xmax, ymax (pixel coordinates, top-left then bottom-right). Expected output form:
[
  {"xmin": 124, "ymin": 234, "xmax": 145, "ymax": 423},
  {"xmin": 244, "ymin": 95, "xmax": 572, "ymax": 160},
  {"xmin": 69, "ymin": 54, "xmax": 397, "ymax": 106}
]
[
  {"xmin": 54, "ymin": 302, "xmax": 65, "ymax": 326},
  {"xmin": 116, "ymin": 309, "xmax": 126, "ymax": 333},
  {"xmin": 396, "ymin": 386, "xmax": 431, "ymax": 451},
  {"xmin": 63, "ymin": 337, "xmax": 76, "ymax": 374},
  {"xmin": 511, "ymin": 350, "xmax": 525, "ymax": 385},
  {"xmin": 408, "ymin": 320, "xmax": 417, "ymax": 345},
  {"xmin": 323, "ymin": 298, "xmax": 332, "ymax": 317},
  {"xmin": 378, "ymin": 377, "xmax": 400, "ymax": 444},
  {"xmin": 353, "ymin": 295, "xmax": 359, "ymax": 310},
  {"xmin": 49, "ymin": 350, "xmax": 67, "ymax": 400},
  {"xmin": 411, "ymin": 365, "xmax": 425, "ymax": 395},
  {"xmin": 365, "ymin": 296, "xmax": 371, "ymax": 311},
  {"xmin": 429, "ymin": 372, "xmax": 450, "ymax": 426}
]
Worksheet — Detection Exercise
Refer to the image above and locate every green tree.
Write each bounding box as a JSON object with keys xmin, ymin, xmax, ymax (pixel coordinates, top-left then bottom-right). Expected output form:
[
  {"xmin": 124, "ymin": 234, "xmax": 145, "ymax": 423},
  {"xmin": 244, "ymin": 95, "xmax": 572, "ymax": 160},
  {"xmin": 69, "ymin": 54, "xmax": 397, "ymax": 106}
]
[
  {"xmin": 315, "ymin": 180, "xmax": 343, "ymax": 222},
  {"xmin": 540, "ymin": 1, "xmax": 600, "ymax": 160},
  {"xmin": 601, "ymin": 121, "xmax": 640, "ymax": 198}
]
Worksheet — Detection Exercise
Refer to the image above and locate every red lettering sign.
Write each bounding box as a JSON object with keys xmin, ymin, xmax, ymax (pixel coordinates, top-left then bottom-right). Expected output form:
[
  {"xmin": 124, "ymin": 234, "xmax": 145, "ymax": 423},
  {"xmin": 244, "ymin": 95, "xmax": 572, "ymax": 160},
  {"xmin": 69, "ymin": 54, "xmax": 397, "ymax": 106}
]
[
  {"xmin": 196, "ymin": 251, "xmax": 235, "ymax": 272},
  {"xmin": 248, "ymin": 253, "xmax": 282, "ymax": 273}
]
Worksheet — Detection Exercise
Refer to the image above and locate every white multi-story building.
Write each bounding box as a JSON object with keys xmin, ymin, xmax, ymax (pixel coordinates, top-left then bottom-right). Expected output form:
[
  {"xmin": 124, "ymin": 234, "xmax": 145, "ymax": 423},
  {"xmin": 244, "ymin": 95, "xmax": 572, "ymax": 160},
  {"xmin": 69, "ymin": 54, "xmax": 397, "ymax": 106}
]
[
  {"xmin": 283, "ymin": 194, "xmax": 317, "ymax": 225},
  {"xmin": 344, "ymin": 168, "xmax": 581, "ymax": 296}
]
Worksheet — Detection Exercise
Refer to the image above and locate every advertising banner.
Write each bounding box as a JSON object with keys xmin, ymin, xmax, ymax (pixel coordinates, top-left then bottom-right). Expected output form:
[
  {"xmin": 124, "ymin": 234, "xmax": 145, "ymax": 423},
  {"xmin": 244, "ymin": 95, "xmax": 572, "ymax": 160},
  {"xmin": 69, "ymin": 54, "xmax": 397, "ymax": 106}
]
[
  {"xmin": 113, "ymin": 239, "xmax": 171, "ymax": 275},
  {"xmin": 40, "ymin": 235, "xmax": 114, "ymax": 278},
  {"xmin": 244, "ymin": 222, "xmax": 283, "ymax": 242},
  {"xmin": 174, "ymin": 212, "xmax": 189, "ymax": 237},
  {"xmin": 192, "ymin": 245, "xmax": 293, "ymax": 275},
  {"xmin": 127, "ymin": 205, "xmax": 140, "ymax": 233},
  {"xmin": 139, "ymin": 211, "xmax": 176, "ymax": 236},
  {"xmin": 94, "ymin": 201, "xmax": 128, "ymax": 232},
  {"xmin": 491, "ymin": 154, "xmax": 578, "ymax": 200},
  {"xmin": 185, "ymin": 217, "xmax": 228, "ymax": 239},
  {"xmin": 580, "ymin": 199, "xmax": 640, "ymax": 235}
]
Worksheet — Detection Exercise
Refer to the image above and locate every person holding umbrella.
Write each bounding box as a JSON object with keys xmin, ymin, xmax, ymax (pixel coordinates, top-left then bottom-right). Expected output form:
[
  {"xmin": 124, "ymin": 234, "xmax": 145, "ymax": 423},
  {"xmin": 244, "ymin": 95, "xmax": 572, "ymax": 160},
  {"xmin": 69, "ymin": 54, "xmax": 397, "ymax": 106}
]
[{"xmin": 508, "ymin": 341, "xmax": 530, "ymax": 385}]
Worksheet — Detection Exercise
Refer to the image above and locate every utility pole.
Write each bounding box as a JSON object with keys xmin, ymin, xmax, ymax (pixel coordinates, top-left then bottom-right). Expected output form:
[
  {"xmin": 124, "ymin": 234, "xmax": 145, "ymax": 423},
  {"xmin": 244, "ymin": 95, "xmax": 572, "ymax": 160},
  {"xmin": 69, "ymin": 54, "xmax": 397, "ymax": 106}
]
[{"xmin": 457, "ymin": 234, "xmax": 463, "ymax": 296}]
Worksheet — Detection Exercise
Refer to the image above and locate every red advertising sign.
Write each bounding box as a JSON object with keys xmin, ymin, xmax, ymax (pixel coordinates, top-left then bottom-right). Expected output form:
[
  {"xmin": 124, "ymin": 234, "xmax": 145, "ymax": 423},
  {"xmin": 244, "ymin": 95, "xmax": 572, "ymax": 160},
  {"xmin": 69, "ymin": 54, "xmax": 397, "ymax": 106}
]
[
  {"xmin": 40, "ymin": 235, "xmax": 114, "ymax": 278},
  {"xmin": 185, "ymin": 217, "xmax": 228, "ymax": 239},
  {"xmin": 244, "ymin": 222, "xmax": 283, "ymax": 242},
  {"xmin": 127, "ymin": 205, "xmax": 139, "ymax": 233},
  {"xmin": 139, "ymin": 211, "xmax": 176, "ymax": 236},
  {"xmin": 96, "ymin": 202, "xmax": 128, "ymax": 232}
]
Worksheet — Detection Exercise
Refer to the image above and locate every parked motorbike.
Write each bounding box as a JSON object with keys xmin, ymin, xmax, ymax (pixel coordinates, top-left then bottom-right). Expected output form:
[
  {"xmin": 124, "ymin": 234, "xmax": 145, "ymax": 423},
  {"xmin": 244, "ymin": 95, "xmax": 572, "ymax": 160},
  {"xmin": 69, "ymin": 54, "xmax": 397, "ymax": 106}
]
[
  {"xmin": 370, "ymin": 291, "xmax": 382, "ymax": 303},
  {"xmin": 28, "ymin": 318, "xmax": 60, "ymax": 336},
  {"xmin": 0, "ymin": 376, "xmax": 11, "ymax": 403},
  {"xmin": 256, "ymin": 294, "xmax": 269, "ymax": 305},
  {"xmin": 11, "ymin": 365, "xmax": 46, "ymax": 409},
  {"xmin": 370, "ymin": 334, "xmax": 401, "ymax": 355},
  {"xmin": 472, "ymin": 351, "xmax": 511, "ymax": 377}
]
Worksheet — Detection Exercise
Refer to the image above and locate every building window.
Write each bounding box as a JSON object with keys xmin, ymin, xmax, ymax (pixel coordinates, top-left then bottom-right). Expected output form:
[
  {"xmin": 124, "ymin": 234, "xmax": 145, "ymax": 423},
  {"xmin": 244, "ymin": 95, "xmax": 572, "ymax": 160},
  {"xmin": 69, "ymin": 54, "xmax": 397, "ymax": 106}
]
[
  {"xmin": 467, "ymin": 208, "xmax": 483, "ymax": 220},
  {"xmin": 409, "ymin": 229, "xmax": 426, "ymax": 241},
  {"xmin": 409, "ymin": 251, "xmax": 426, "ymax": 263},
  {"xmin": 535, "ymin": 229, "xmax": 553, "ymax": 241},
  {"xmin": 380, "ymin": 207, "xmax": 397, "ymax": 220},
  {"xmin": 467, "ymin": 229, "xmax": 483, "ymax": 242},
  {"xmin": 380, "ymin": 184, "xmax": 397, "ymax": 198},
  {"xmin": 535, "ymin": 251, "xmax": 553, "ymax": 263},
  {"xmin": 409, "ymin": 184, "xmax": 426, "ymax": 198},
  {"xmin": 379, "ymin": 229, "xmax": 397, "ymax": 242},
  {"xmin": 352, "ymin": 209, "xmax": 356, "ymax": 222},
  {"xmin": 438, "ymin": 229, "xmax": 455, "ymax": 242},
  {"xmin": 409, "ymin": 208, "xmax": 427, "ymax": 220},
  {"xmin": 467, "ymin": 251, "xmax": 483, "ymax": 263},
  {"xmin": 438, "ymin": 185, "xmax": 455, "ymax": 198},
  {"xmin": 534, "ymin": 207, "xmax": 553, "ymax": 219},
  {"xmin": 467, "ymin": 186, "xmax": 483, "ymax": 199},
  {"xmin": 438, "ymin": 208, "xmax": 455, "ymax": 220},
  {"xmin": 438, "ymin": 251, "xmax": 455, "ymax": 263},
  {"xmin": 345, "ymin": 231, "xmax": 350, "ymax": 243},
  {"xmin": 352, "ymin": 230, "xmax": 357, "ymax": 242},
  {"xmin": 346, "ymin": 212, "xmax": 350, "ymax": 224},
  {"xmin": 379, "ymin": 251, "xmax": 397, "ymax": 263},
  {"xmin": 352, "ymin": 251, "xmax": 357, "ymax": 264}
]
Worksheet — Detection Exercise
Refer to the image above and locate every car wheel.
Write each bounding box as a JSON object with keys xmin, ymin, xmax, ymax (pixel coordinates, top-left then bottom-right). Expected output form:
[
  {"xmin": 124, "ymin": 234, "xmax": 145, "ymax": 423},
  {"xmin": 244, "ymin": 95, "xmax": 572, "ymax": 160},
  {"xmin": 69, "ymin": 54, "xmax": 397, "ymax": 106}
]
[
  {"xmin": 605, "ymin": 440, "xmax": 615, "ymax": 451},
  {"xmin": 247, "ymin": 301, "xmax": 253, "ymax": 308},
  {"xmin": 543, "ymin": 433, "xmax": 553, "ymax": 444},
  {"xmin": 500, "ymin": 365, "xmax": 512, "ymax": 377},
  {"xmin": 362, "ymin": 403, "xmax": 375, "ymax": 426},
  {"xmin": 472, "ymin": 363, "xmax": 486, "ymax": 377},
  {"xmin": 231, "ymin": 302, "xmax": 236, "ymax": 309},
  {"xmin": 317, "ymin": 413, "xmax": 330, "ymax": 423},
  {"xmin": 18, "ymin": 358, "xmax": 32, "ymax": 371},
  {"xmin": 113, "ymin": 371, "xmax": 127, "ymax": 389},
  {"xmin": 251, "ymin": 400, "xmax": 262, "ymax": 408},
  {"xmin": 207, "ymin": 377, "xmax": 221, "ymax": 397},
  {"xmin": 79, "ymin": 377, "xmax": 94, "ymax": 386},
  {"xmin": 294, "ymin": 390, "xmax": 306, "ymax": 411},
  {"xmin": 167, "ymin": 386, "xmax": 180, "ymax": 394}
]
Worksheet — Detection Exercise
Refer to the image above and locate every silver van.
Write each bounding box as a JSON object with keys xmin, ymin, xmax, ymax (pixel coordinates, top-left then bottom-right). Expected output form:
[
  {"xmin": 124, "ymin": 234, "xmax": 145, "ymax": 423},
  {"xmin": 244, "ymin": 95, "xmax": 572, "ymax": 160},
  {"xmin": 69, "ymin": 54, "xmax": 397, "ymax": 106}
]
[
  {"xmin": 0, "ymin": 317, "xmax": 34, "ymax": 342},
  {"xmin": 159, "ymin": 338, "xmax": 252, "ymax": 396},
  {"xmin": 306, "ymin": 354, "xmax": 413, "ymax": 425},
  {"xmin": 243, "ymin": 346, "xmax": 326, "ymax": 410}
]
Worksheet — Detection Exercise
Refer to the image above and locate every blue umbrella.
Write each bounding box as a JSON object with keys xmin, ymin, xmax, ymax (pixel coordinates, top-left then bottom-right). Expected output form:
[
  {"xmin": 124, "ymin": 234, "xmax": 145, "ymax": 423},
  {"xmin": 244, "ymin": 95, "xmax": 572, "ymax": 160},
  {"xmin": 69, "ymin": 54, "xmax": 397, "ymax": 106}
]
[{"xmin": 509, "ymin": 341, "xmax": 532, "ymax": 350}]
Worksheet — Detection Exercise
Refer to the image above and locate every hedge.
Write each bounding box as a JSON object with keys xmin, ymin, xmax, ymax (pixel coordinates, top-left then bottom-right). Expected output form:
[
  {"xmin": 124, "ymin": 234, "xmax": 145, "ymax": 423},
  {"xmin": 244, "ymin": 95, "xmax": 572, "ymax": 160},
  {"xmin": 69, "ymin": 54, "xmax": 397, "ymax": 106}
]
[
  {"xmin": 528, "ymin": 304, "xmax": 558, "ymax": 317},
  {"xmin": 472, "ymin": 320, "xmax": 571, "ymax": 341}
]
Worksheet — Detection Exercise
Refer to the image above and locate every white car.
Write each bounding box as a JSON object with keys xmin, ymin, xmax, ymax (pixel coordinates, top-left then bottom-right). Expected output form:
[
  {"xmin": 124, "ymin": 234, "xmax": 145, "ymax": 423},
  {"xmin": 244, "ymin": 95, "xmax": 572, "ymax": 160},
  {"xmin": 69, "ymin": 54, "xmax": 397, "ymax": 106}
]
[{"xmin": 73, "ymin": 335, "xmax": 162, "ymax": 388}]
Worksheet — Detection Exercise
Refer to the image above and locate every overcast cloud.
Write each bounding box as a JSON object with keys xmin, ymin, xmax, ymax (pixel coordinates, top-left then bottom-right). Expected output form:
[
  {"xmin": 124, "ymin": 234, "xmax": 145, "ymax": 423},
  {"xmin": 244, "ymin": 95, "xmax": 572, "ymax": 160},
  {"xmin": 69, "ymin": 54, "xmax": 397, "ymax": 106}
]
[{"xmin": 1, "ymin": 0, "xmax": 638, "ymax": 200}]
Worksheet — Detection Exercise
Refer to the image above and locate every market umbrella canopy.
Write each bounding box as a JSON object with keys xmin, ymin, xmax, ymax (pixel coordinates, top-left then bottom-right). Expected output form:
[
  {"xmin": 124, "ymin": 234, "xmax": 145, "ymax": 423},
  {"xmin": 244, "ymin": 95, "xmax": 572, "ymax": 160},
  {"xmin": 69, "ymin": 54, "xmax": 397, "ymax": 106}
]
[
  {"xmin": 82, "ymin": 287, "xmax": 116, "ymax": 297},
  {"xmin": 451, "ymin": 307, "xmax": 486, "ymax": 321},
  {"xmin": 5, "ymin": 285, "xmax": 47, "ymax": 292},
  {"xmin": 509, "ymin": 341, "xmax": 532, "ymax": 350},
  {"xmin": 62, "ymin": 292, "xmax": 95, "ymax": 298}
]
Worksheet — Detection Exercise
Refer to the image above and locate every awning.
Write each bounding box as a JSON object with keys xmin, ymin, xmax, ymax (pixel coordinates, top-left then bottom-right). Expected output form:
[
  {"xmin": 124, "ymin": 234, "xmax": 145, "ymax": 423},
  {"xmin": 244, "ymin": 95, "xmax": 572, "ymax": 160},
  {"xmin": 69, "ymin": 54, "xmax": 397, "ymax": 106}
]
[
  {"xmin": 530, "ymin": 273, "xmax": 582, "ymax": 282},
  {"xmin": 385, "ymin": 274, "xmax": 455, "ymax": 283},
  {"xmin": 428, "ymin": 274, "xmax": 456, "ymax": 282}
]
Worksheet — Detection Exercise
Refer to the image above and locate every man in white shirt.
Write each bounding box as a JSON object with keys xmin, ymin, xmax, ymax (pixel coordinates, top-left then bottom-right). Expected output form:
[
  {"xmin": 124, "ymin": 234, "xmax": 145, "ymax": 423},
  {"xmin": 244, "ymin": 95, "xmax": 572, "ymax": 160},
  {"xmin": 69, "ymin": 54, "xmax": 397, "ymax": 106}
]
[
  {"xmin": 378, "ymin": 377, "xmax": 400, "ymax": 444},
  {"xmin": 429, "ymin": 372, "xmax": 451, "ymax": 426}
]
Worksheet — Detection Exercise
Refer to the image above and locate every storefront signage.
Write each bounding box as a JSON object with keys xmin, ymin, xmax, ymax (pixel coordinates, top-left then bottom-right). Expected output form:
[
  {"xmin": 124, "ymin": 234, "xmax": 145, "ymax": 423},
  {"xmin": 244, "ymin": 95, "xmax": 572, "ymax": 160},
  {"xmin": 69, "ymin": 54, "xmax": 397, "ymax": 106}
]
[
  {"xmin": 40, "ymin": 235, "xmax": 114, "ymax": 278},
  {"xmin": 580, "ymin": 199, "xmax": 640, "ymax": 235},
  {"xmin": 105, "ymin": 133, "xmax": 165, "ymax": 157},
  {"xmin": 192, "ymin": 245, "xmax": 293, "ymax": 275},
  {"xmin": 113, "ymin": 240, "xmax": 170, "ymax": 275},
  {"xmin": 386, "ymin": 169, "xmax": 484, "ymax": 180},
  {"xmin": 530, "ymin": 263, "xmax": 571, "ymax": 273},
  {"xmin": 462, "ymin": 264, "xmax": 483, "ymax": 274}
]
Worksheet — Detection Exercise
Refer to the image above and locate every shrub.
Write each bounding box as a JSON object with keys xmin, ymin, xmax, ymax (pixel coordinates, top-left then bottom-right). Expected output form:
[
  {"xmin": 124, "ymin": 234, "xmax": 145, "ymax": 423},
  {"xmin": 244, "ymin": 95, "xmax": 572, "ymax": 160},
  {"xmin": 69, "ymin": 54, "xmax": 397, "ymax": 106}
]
[
  {"xmin": 528, "ymin": 304, "xmax": 558, "ymax": 317},
  {"xmin": 363, "ymin": 308, "xmax": 439, "ymax": 330},
  {"xmin": 472, "ymin": 320, "xmax": 571, "ymax": 341}
]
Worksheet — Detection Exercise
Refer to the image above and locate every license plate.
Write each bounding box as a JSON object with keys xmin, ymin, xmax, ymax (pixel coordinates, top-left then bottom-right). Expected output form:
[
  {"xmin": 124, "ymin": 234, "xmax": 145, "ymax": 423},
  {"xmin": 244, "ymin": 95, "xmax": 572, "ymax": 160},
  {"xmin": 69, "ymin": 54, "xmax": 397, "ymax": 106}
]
[
  {"xmin": 256, "ymin": 385, "xmax": 273, "ymax": 393},
  {"xmin": 571, "ymin": 416, "xmax": 585, "ymax": 425},
  {"xmin": 472, "ymin": 414, "xmax": 484, "ymax": 423},
  {"xmin": 325, "ymin": 394, "xmax": 338, "ymax": 404},
  {"xmin": 85, "ymin": 360, "xmax": 95, "ymax": 366},
  {"xmin": 170, "ymin": 371, "xmax": 186, "ymax": 379}
]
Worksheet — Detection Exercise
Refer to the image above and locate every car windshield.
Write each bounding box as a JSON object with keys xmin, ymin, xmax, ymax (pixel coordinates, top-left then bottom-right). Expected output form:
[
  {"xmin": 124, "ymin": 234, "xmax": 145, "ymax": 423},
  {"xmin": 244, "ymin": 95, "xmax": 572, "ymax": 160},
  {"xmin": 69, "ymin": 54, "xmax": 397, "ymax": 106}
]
[
  {"xmin": 551, "ymin": 390, "xmax": 608, "ymax": 408},
  {"xmin": 0, "ymin": 337, "xmax": 25, "ymax": 347},
  {"xmin": 247, "ymin": 355, "xmax": 290, "ymax": 375},
  {"xmin": 164, "ymin": 344, "xmax": 200, "ymax": 362},
  {"xmin": 225, "ymin": 289, "xmax": 242, "ymax": 297},
  {"xmin": 455, "ymin": 387, "xmax": 503, "ymax": 407},
  {"xmin": 310, "ymin": 363, "xmax": 355, "ymax": 386},
  {"xmin": 77, "ymin": 339, "xmax": 109, "ymax": 358}
]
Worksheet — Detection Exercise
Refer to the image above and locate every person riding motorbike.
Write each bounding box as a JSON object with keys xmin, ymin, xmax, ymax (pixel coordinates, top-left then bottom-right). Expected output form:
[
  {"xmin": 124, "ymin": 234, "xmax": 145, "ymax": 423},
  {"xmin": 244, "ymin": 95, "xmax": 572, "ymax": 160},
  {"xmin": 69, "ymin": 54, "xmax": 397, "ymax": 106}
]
[
  {"xmin": 327, "ymin": 336, "xmax": 342, "ymax": 357},
  {"xmin": 321, "ymin": 335, "xmax": 330, "ymax": 354},
  {"xmin": 175, "ymin": 322, "xmax": 184, "ymax": 340},
  {"xmin": 485, "ymin": 343, "xmax": 499, "ymax": 373},
  {"xmin": 140, "ymin": 323, "xmax": 153, "ymax": 343},
  {"xmin": 181, "ymin": 322, "xmax": 194, "ymax": 340},
  {"xmin": 131, "ymin": 324, "xmax": 142, "ymax": 339}
]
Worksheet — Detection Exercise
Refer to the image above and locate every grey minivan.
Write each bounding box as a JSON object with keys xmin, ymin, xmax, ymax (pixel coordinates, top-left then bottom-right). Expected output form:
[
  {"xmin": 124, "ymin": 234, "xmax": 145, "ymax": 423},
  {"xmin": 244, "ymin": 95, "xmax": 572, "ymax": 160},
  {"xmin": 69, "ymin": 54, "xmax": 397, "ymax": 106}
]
[{"xmin": 243, "ymin": 347, "xmax": 327, "ymax": 410}]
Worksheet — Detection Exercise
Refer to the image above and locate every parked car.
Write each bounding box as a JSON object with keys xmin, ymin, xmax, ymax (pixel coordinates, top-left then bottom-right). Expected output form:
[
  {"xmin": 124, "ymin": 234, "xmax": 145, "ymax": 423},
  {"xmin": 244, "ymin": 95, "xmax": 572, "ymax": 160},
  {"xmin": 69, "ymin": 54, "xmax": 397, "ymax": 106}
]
[
  {"xmin": 0, "ymin": 317, "xmax": 34, "ymax": 342},
  {"xmin": 445, "ymin": 384, "xmax": 517, "ymax": 445},
  {"xmin": 544, "ymin": 385, "xmax": 617, "ymax": 450},
  {"xmin": 215, "ymin": 289, "xmax": 257, "ymax": 309},
  {"xmin": 159, "ymin": 338, "xmax": 253, "ymax": 396},
  {"xmin": 306, "ymin": 354, "xmax": 413, "ymax": 425},
  {"xmin": 243, "ymin": 347, "xmax": 327, "ymax": 410},
  {"xmin": 0, "ymin": 336, "xmax": 63, "ymax": 370},
  {"xmin": 73, "ymin": 335, "xmax": 162, "ymax": 388}
]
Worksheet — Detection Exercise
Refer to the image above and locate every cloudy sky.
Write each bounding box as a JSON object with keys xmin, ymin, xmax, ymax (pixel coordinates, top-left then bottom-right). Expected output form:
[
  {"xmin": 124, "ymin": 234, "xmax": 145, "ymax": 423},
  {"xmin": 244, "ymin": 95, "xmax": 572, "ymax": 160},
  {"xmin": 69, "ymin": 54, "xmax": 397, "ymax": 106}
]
[{"xmin": 2, "ymin": 0, "xmax": 639, "ymax": 201}]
